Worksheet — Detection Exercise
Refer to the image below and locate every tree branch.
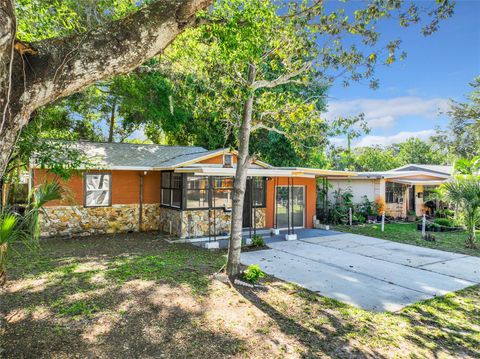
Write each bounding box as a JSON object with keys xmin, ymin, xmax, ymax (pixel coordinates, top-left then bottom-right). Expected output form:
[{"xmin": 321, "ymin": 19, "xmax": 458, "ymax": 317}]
[
  {"xmin": 0, "ymin": 0, "xmax": 212, "ymax": 177},
  {"xmin": 251, "ymin": 123, "xmax": 287, "ymax": 135},
  {"xmin": 252, "ymin": 63, "xmax": 311, "ymax": 90}
]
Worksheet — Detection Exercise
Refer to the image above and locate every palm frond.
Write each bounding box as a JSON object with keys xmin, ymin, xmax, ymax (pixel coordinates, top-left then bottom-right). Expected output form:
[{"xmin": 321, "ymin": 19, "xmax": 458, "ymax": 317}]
[
  {"xmin": 0, "ymin": 210, "xmax": 20, "ymax": 245},
  {"xmin": 29, "ymin": 180, "xmax": 63, "ymax": 209}
]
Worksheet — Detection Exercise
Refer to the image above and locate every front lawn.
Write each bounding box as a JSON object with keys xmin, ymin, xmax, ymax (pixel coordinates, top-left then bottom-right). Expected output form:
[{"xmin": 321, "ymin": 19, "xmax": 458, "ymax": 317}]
[
  {"xmin": 334, "ymin": 222, "xmax": 480, "ymax": 257},
  {"xmin": 1, "ymin": 232, "xmax": 479, "ymax": 358}
]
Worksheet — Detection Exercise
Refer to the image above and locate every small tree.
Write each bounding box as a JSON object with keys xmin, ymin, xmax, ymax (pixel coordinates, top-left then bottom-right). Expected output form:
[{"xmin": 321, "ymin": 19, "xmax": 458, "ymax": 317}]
[
  {"xmin": 162, "ymin": 0, "xmax": 455, "ymax": 277},
  {"xmin": 440, "ymin": 177, "xmax": 480, "ymax": 249}
]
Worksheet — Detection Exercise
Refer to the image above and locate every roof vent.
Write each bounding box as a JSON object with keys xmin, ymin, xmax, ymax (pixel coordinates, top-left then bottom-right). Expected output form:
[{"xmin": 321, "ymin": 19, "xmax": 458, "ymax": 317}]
[{"xmin": 224, "ymin": 154, "xmax": 233, "ymax": 168}]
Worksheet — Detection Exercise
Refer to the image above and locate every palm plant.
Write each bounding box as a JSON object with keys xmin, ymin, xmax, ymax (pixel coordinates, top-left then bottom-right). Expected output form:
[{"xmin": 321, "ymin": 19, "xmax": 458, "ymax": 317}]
[
  {"xmin": 0, "ymin": 181, "xmax": 62, "ymax": 286},
  {"xmin": 0, "ymin": 209, "xmax": 22, "ymax": 286},
  {"xmin": 440, "ymin": 177, "xmax": 480, "ymax": 248}
]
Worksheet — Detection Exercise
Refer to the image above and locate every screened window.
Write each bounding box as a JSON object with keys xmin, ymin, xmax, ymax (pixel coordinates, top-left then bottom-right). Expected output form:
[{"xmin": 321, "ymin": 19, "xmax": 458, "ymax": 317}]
[
  {"xmin": 213, "ymin": 176, "xmax": 234, "ymax": 209},
  {"xmin": 385, "ymin": 182, "xmax": 405, "ymax": 204},
  {"xmin": 252, "ymin": 178, "xmax": 266, "ymax": 207},
  {"xmin": 186, "ymin": 175, "xmax": 209, "ymax": 209},
  {"xmin": 84, "ymin": 173, "xmax": 111, "ymax": 207},
  {"xmin": 161, "ymin": 172, "xmax": 182, "ymax": 208}
]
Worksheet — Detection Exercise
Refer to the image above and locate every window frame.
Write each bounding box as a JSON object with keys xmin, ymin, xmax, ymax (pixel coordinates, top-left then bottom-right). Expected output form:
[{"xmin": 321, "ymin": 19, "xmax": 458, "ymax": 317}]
[
  {"xmin": 161, "ymin": 171, "xmax": 182, "ymax": 208},
  {"xmin": 223, "ymin": 153, "xmax": 233, "ymax": 167},
  {"xmin": 212, "ymin": 176, "xmax": 234, "ymax": 210},
  {"xmin": 184, "ymin": 174, "xmax": 210, "ymax": 210},
  {"xmin": 161, "ymin": 172, "xmax": 268, "ymax": 210},
  {"xmin": 251, "ymin": 177, "xmax": 267, "ymax": 208},
  {"xmin": 385, "ymin": 182, "xmax": 405, "ymax": 204},
  {"xmin": 83, "ymin": 172, "xmax": 112, "ymax": 208}
]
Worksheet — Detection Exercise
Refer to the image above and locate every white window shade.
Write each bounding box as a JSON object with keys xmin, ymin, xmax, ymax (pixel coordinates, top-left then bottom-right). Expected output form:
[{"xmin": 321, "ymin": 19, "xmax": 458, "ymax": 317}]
[{"xmin": 85, "ymin": 174, "xmax": 111, "ymax": 207}]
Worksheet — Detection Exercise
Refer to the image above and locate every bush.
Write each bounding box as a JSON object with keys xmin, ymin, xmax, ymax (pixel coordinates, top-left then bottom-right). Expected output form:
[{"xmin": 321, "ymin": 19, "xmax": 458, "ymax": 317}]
[
  {"xmin": 243, "ymin": 264, "xmax": 265, "ymax": 284},
  {"xmin": 434, "ymin": 218, "xmax": 454, "ymax": 227},
  {"xmin": 251, "ymin": 234, "xmax": 265, "ymax": 247}
]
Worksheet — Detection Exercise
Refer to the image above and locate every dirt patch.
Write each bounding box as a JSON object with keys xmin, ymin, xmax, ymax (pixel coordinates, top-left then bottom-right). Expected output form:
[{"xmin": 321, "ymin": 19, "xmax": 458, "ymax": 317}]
[{"xmin": 1, "ymin": 232, "xmax": 479, "ymax": 358}]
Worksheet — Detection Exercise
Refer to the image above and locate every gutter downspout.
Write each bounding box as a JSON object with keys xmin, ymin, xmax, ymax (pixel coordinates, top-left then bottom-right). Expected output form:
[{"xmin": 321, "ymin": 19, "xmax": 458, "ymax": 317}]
[{"xmin": 139, "ymin": 173, "xmax": 144, "ymax": 232}]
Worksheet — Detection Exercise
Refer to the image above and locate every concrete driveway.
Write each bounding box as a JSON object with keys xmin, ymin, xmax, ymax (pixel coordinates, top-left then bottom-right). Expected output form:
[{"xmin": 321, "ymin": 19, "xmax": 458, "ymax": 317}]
[{"xmin": 241, "ymin": 230, "xmax": 480, "ymax": 312}]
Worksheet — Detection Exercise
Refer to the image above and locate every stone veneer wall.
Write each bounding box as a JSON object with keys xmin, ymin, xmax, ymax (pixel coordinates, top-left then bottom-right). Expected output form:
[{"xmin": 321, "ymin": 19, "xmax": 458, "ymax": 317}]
[
  {"xmin": 385, "ymin": 202, "xmax": 406, "ymax": 219},
  {"xmin": 158, "ymin": 207, "xmax": 183, "ymax": 237},
  {"xmin": 159, "ymin": 207, "xmax": 267, "ymax": 238},
  {"xmin": 40, "ymin": 203, "xmax": 161, "ymax": 237},
  {"xmin": 41, "ymin": 204, "xmax": 267, "ymax": 239}
]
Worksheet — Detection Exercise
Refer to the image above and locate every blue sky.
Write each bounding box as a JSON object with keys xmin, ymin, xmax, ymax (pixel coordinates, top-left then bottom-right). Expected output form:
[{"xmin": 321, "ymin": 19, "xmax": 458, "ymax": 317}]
[{"xmin": 327, "ymin": 0, "xmax": 480, "ymax": 147}]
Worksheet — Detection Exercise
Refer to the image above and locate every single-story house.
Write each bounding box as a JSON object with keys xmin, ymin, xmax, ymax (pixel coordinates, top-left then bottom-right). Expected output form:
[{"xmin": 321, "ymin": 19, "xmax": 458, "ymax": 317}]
[
  {"xmin": 326, "ymin": 164, "xmax": 453, "ymax": 218},
  {"xmin": 32, "ymin": 141, "xmax": 354, "ymax": 239}
]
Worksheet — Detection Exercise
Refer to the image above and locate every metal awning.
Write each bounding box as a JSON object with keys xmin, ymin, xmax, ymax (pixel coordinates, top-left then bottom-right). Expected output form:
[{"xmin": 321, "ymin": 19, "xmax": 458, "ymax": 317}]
[
  {"xmin": 284, "ymin": 167, "xmax": 357, "ymax": 178},
  {"xmin": 389, "ymin": 179, "xmax": 448, "ymax": 186},
  {"xmin": 174, "ymin": 166, "xmax": 315, "ymax": 178},
  {"xmin": 174, "ymin": 166, "xmax": 357, "ymax": 178}
]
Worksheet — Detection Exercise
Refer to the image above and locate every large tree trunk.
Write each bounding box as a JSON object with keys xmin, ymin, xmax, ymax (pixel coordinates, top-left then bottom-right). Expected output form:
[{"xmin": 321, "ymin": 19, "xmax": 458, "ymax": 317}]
[
  {"xmin": 0, "ymin": 0, "xmax": 212, "ymax": 177},
  {"xmin": 226, "ymin": 63, "xmax": 256, "ymax": 278}
]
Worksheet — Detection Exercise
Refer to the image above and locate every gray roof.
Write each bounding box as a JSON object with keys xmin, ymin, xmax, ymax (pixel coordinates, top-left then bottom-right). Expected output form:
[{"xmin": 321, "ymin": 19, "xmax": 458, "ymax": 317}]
[
  {"xmin": 390, "ymin": 164, "xmax": 453, "ymax": 176},
  {"xmin": 59, "ymin": 141, "xmax": 215, "ymax": 169}
]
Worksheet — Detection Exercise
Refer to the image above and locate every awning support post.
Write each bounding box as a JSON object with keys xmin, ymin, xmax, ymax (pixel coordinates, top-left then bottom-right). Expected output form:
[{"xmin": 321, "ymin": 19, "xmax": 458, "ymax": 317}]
[
  {"xmin": 249, "ymin": 177, "xmax": 253, "ymax": 239},
  {"xmin": 287, "ymin": 177, "xmax": 291, "ymax": 235},
  {"xmin": 253, "ymin": 178, "xmax": 257, "ymax": 236},
  {"xmin": 292, "ymin": 177, "xmax": 295, "ymax": 235}
]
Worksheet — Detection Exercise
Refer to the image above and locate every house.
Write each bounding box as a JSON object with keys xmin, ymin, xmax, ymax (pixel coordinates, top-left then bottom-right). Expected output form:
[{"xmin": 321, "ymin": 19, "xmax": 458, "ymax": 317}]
[
  {"xmin": 32, "ymin": 141, "xmax": 354, "ymax": 239},
  {"xmin": 325, "ymin": 164, "xmax": 453, "ymax": 218}
]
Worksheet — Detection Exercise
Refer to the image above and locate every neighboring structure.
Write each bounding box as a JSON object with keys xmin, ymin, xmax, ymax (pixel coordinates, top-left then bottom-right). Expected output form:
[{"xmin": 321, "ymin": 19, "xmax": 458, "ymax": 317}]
[
  {"xmin": 33, "ymin": 141, "xmax": 353, "ymax": 239},
  {"xmin": 326, "ymin": 164, "xmax": 453, "ymax": 218}
]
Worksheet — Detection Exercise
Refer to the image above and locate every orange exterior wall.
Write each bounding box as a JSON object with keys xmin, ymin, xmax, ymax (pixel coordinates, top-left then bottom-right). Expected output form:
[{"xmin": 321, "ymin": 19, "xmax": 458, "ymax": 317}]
[
  {"xmin": 33, "ymin": 169, "xmax": 161, "ymax": 207},
  {"xmin": 265, "ymin": 177, "xmax": 316, "ymax": 229},
  {"xmin": 199, "ymin": 153, "xmax": 238, "ymax": 165}
]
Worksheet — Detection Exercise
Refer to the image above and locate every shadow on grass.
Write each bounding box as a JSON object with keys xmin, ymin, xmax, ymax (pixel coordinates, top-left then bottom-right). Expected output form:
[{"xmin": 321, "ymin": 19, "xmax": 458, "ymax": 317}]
[
  {"xmin": 235, "ymin": 283, "xmax": 386, "ymax": 359},
  {"xmin": 235, "ymin": 276, "xmax": 480, "ymax": 359},
  {"xmin": 2, "ymin": 232, "xmax": 239, "ymax": 358},
  {"xmin": 399, "ymin": 287, "xmax": 480, "ymax": 358}
]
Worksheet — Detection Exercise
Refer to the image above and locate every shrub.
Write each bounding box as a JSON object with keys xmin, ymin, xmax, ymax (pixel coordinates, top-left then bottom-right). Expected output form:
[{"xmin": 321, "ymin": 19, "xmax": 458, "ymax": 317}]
[
  {"xmin": 434, "ymin": 218, "xmax": 454, "ymax": 227},
  {"xmin": 251, "ymin": 234, "xmax": 265, "ymax": 247},
  {"xmin": 243, "ymin": 264, "xmax": 265, "ymax": 284},
  {"xmin": 375, "ymin": 196, "xmax": 386, "ymax": 215}
]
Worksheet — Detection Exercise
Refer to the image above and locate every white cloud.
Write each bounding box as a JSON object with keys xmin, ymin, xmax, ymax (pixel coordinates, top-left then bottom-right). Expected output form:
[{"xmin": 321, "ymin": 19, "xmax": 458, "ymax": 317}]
[
  {"xmin": 326, "ymin": 96, "xmax": 449, "ymax": 129},
  {"xmin": 354, "ymin": 129, "xmax": 436, "ymax": 147}
]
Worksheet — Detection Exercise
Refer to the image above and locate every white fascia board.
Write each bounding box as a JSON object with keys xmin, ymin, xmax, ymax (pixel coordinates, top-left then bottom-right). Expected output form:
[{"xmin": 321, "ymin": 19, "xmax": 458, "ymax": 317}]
[
  {"xmin": 30, "ymin": 165, "xmax": 156, "ymax": 171},
  {"xmin": 389, "ymin": 179, "xmax": 448, "ymax": 186},
  {"xmin": 383, "ymin": 171, "xmax": 450, "ymax": 179},
  {"xmin": 174, "ymin": 167, "xmax": 315, "ymax": 178}
]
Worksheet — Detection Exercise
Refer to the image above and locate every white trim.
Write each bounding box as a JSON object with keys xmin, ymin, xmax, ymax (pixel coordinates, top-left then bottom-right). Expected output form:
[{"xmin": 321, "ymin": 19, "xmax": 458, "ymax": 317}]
[
  {"xmin": 390, "ymin": 164, "xmax": 453, "ymax": 176},
  {"xmin": 174, "ymin": 166, "xmax": 316, "ymax": 178}
]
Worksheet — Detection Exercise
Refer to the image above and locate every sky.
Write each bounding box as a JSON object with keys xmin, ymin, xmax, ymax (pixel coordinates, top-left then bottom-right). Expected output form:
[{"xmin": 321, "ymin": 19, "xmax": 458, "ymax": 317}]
[{"xmin": 326, "ymin": 0, "xmax": 480, "ymax": 148}]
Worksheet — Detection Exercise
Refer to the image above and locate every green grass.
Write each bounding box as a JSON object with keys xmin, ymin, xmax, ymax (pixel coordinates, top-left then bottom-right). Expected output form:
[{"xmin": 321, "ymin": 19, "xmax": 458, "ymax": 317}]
[
  {"xmin": 334, "ymin": 222, "xmax": 480, "ymax": 257},
  {"xmin": 3, "ymin": 232, "xmax": 480, "ymax": 358},
  {"xmin": 264, "ymin": 281, "xmax": 480, "ymax": 358},
  {"xmin": 106, "ymin": 246, "xmax": 225, "ymax": 294},
  {"xmin": 54, "ymin": 299, "xmax": 100, "ymax": 317}
]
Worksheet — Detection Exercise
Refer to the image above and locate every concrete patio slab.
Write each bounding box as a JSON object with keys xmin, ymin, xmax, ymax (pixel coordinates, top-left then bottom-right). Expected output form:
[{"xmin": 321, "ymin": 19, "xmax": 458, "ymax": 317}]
[
  {"xmin": 241, "ymin": 229, "xmax": 480, "ymax": 312},
  {"xmin": 266, "ymin": 240, "xmax": 473, "ymax": 296},
  {"xmin": 421, "ymin": 256, "xmax": 480, "ymax": 282},
  {"xmin": 368, "ymin": 242, "xmax": 466, "ymax": 267},
  {"xmin": 241, "ymin": 248, "xmax": 432, "ymax": 312}
]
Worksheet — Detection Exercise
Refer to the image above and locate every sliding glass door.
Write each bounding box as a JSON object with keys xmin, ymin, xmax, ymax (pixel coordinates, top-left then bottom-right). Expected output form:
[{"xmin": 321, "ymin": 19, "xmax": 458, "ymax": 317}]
[{"xmin": 275, "ymin": 186, "xmax": 305, "ymax": 228}]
